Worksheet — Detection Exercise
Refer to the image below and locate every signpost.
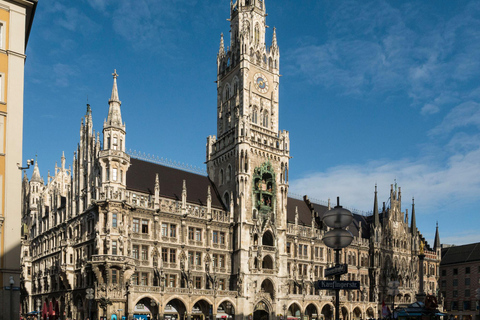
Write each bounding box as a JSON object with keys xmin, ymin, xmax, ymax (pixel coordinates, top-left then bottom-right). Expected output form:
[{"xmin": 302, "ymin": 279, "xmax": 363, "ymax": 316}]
[
  {"xmin": 315, "ymin": 280, "xmax": 360, "ymax": 290},
  {"xmin": 324, "ymin": 264, "xmax": 348, "ymax": 277},
  {"xmin": 86, "ymin": 288, "xmax": 94, "ymax": 320}
]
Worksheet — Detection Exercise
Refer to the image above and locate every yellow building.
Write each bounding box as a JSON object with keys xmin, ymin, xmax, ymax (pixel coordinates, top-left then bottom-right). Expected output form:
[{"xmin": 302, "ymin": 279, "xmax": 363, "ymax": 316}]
[{"xmin": 0, "ymin": 1, "xmax": 36, "ymax": 320}]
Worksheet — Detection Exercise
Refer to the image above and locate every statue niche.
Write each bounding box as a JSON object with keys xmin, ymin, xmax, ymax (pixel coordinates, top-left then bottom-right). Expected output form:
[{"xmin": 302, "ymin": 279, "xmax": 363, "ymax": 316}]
[{"xmin": 253, "ymin": 162, "xmax": 276, "ymax": 220}]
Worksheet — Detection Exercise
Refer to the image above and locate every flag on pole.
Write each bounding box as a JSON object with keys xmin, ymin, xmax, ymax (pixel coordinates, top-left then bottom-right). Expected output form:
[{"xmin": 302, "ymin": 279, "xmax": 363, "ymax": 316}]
[{"xmin": 382, "ymin": 300, "xmax": 391, "ymax": 317}]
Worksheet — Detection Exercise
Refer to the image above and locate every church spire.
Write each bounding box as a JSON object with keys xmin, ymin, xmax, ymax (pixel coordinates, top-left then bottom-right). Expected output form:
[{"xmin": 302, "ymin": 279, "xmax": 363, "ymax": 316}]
[
  {"xmin": 271, "ymin": 27, "xmax": 278, "ymax": 49},
  {"xmin": 106, "ymin": 70, "xmax": 123, "ymax": 128},
  {"xmin": 434, "ymin": 222, "xmax": 441, "ymax": 251},
  {"xmin": 218, "ymin": 33, "xmax": 225, "ymax": 57},
  {"xmin": 373, "ymin": 184, "xmax": 380, "ymax": 227},
  {"xmin": 410, "ymin": 197, "xmax": 417, "ymax": 236}
]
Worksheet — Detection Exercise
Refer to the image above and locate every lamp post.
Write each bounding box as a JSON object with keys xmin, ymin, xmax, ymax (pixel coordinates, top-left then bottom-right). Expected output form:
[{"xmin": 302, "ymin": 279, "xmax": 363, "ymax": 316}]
[
  {"xmin": 322, "ymin": 198, "xmax": 354, "ymax": 320},
  {"xmin": 387, "ymin": 280, "xmax": 399, "ymax": 318},
  {"xmin": 10, "ymin": 276, "xmax": 15, "ymax": 320}
]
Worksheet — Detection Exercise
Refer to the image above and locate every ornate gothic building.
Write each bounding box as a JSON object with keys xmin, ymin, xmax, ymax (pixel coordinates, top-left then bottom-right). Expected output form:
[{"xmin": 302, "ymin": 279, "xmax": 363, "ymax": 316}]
[{"xmin": 19, "ymin": 1, "xmax": 440, "ymax": 320}]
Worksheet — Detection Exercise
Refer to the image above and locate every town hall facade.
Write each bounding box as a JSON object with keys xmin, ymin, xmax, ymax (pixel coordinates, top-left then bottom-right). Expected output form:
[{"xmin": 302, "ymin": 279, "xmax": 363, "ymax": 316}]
[{"xmin": 19, "ymin": 1, "xmax": 441, "ymax": 320}]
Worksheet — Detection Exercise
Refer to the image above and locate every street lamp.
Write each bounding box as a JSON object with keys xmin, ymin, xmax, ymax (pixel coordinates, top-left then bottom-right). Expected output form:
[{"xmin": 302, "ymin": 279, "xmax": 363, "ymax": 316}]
[
  {"xmin": 322, "ymin": 198, "xmax": 354, "ymax": 320},
  {"xmin": 388, "ymin": 280, "xmax": 399, "ymax": 317},
  {"xmin": 10, "ymin": 276, "xmax": 15, "ymax": 320}
]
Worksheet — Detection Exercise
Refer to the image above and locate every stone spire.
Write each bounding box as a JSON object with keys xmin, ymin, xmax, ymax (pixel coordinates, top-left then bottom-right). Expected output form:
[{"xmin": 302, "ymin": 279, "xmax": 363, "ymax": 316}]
[
  {"xmin": 373, "ymin": 184, "xmax": 380, "ymax": 227},
  {"xmin": 31, "ymin": 159, "xmax": 42, "ymax": 183},
  {"xmin": 106, "ymin": 70, "xmax": 123, "ymax": 127},
  {"xmin": 218, "ymin": 33, "xmax": 225, "ymax": 57},
  {"xmin": 61, "ymin": 151, "xmax": 65, "ymax": 170},
  {"xmin": 434, "ymin": 222, "xmax": 441, "ymax": 251},
  {"xmin": 271, "ymin": 27, "xmax": 278, "ymax": 49},
  {"xmin": 410, "ymin": 197, "xmax": 417, "ymax": 236}
]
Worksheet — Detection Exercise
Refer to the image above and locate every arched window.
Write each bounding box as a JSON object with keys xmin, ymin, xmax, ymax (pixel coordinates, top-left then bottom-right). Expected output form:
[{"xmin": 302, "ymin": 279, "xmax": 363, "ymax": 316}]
[
  {"xmin": 263, "ymin": 111, "xmax": 269, "ymax": 127},
  {"xmin": 220, "ymin": 169, "xmax": 224, "ymax": 185},
  {"xmin": 252, "ymin": 108, "xmax": 258, "ymax": 124},
  {"xmin": 224, "ymin": 192, "xmax": 230, "ymax": 208},
  {"xmin": 226, "ymin": 165, "xmax": 232, "ymax": 182}
]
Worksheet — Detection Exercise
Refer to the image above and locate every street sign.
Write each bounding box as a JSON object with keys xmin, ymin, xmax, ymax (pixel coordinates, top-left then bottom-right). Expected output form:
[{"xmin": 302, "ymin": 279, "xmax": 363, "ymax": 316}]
[
  {"xmin": 4, "ymin": 286, "xmax": 20, "ymax": 291},
  {"xmin": 315, "ymin": 280, "xmax": 360, "ymax": 290},
  {"xmin": 325, "ymin": 264, "xmax": 348, "ymax": 277}
]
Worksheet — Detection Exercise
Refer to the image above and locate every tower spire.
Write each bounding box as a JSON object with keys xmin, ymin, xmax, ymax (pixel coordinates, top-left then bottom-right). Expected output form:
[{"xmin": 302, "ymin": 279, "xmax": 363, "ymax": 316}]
[
  {"xmin": 106, "ymin": 69, "xmax": 123, "ymax": 127},
  {"xmin": 31, "ymin": 159, "xmax": 42, "ymax": 183},
  {"xmin": 410, "ymin": 197, "xmax": 417, "ymax": 236},
  {"xmin": 271, "ymin": 27, "xmax": 278, "ymax": 49},
  {"xmin": 373, "ymin": 184, "xmax": 380, "ymax": 227},
  {"xmin": 434, "ymin": 222, "xmax": 441, "ymax": 251},
  {"xmin": 218, "ymin": 33, "xmax": 225, "ymax": 57}
]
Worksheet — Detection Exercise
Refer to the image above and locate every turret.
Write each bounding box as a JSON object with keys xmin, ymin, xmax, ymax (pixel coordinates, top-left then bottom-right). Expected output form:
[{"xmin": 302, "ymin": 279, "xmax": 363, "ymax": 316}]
[{"xmin": 99, "ymin": 70, "xmax": 130, "ymax": 199}]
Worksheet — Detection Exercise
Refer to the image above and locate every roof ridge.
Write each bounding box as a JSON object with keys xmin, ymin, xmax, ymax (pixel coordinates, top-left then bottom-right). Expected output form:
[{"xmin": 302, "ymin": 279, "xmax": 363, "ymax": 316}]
[{"xmin": 128, "ymin": 149, "xmax": 207, "ymax": 176}]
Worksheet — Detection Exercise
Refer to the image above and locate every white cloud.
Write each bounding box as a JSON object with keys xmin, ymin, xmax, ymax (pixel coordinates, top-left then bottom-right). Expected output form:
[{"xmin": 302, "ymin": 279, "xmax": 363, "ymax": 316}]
[
  {"xmin": 429, "ymin": 101, "xmax": 480, "ymax": 136},
  {"xmin": 289, "ymin": 143, "xmax": 480, "ymax": 217},
  {"xmin": 421, "ymin": 104, "xmax": 439, "ymax": 115}
]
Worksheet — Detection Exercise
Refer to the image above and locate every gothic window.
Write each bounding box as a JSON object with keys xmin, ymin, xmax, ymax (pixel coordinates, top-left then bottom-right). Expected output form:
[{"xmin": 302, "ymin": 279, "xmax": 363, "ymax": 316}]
[
  {"xmin": 255, "ymin": 24, "xmax": 259, "ymax": 46},
  {"xmin": 263, "ymin": 111, "xmax": 269, "ymax": 127},
  {"xmin": 220, "ymin": 169, "xmax": 224, "ymax": 185},
  {"xmin": 252, "ymin": 108, "xmax": 258, "ymax": 124},
  {"xmin": 141, "ymin": 273, "xmax": 149, "ymax": 286},
  {"xmin": 141, "ymin": 220, "xmax": 149, "ymax": 234},
  {"xmin": 113, "ymin": 136, "xmax": 118, "ymax": 150},
  {"xmin": 112, "ymin": 241, "xmax": 117, "ymax": 255},
  {"xmin": 219, "ymin": 232, "xmax": 225, "ymax": 245},
  {"xmin": 213, "ymin": 231, "xmax": 218, "ymax": 244},
  {"xmin": 112, "ymin": 269, "xmax": 118, "ymax": 284},
  {"xmin": 223, "ymin": 192, "xmax": 230, "ymax": 208},
  {"xmin": 195, "ymin": 228, "xmax": 202, "ymax": 241},
  {"xmin": 162, "ymin": 248, "xmax": 168, "ymax": 262},
  {"xmin": 107, "ymin": 137, "xmax": 111, "ymax": 149},
  {"xmin": 170, "ymin": 224, "xmax": 176, "ymax": 238},
  {"xmin": 188, "ymin": 227, "xmax": 194, "ymax": 240},
  {"xmin": 132, "ymin": 245, "xmax": 139, "ymax": 259},
  {"xmin": 132, "ymin": 218, "xmax": 139, "ymax": 233},
  {"xmin": 142, "ymin": 246, "xmax": 148, "ymax": 260},
  {"xmin": 112, "ymin": 168, "xmax": 118, "ymax": 181},
  {"xmin": 226, "ymin": 165, "xmax": 232, "ymax": 182},
  {"xmin": 170, "ymin": 248, "xmax": 176, "ymax": 263},
  {"xmin": 161, "ymin": 223, "xmax": 168, "ymax": 237},
  {"xmin": 112, "ymin": 213, "xmax": 117, "ymax": 228}
]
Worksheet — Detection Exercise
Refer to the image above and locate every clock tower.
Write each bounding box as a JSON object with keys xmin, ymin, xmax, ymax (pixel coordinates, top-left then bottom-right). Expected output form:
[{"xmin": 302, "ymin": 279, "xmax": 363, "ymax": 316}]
[{"xmin": 206, "ymin": 0, "xmax": 290, "ymax": 314}]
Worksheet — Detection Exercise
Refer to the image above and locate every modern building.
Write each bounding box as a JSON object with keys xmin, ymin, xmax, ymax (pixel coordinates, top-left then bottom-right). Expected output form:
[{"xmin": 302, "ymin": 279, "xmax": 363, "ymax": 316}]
[
  {"xmin": 439, "ymin": 242, "xmax": 480, "ymax": 320},
  {"xmin": 20, "ymin": 1, "xmax": 439, "ymax": 320},
  {"xmin": 0, "ymin": 0, "xmax": 37, "ymax": 320}
]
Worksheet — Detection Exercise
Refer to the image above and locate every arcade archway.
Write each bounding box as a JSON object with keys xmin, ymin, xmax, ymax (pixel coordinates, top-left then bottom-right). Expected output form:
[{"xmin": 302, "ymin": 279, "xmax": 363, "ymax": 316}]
[
  {"xmin": 217, "ymin": 300, "xmax": 235, "ymax": 320},
  {"xmin": 134, "ymin": 297, "xmax": 159, "ymax": 320},
  {"xmin": 253, "ymin": 301, "xmax": 270, "ymax": 320},
  {"xmin": 320, "ymin": 305, "xmax": 333, "ymax": 320},
  {"xmin": 305, "ymin": 303, "xmax": 318, "ymax": 320},
  {"xmin": 260, "ymin": 279, "xmax": 275, "ymax": 300},
  {"xmin": 341, "ymin": 307, "xmax": 349, "ymax": 320},
  {"xmin": 353, "ymin": 307, "xmax": 362, "ymax": 320},
  {"xmin": 192, "ymin": 299, "xmax": 211, "ymax": 320},
  {"xmin": 288, "ymin": 303, "xmax": 301, "ymax": 320},
  {"xmin": 164, "ymin": 298, "xmax": 187, "ymax": 320}
]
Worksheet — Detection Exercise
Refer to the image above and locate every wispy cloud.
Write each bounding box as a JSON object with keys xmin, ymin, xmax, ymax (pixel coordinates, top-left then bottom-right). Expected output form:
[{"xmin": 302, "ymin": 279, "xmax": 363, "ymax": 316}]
[{"xmin": 284, "ymin": 0, "xmax": 480, "ymax": 115}]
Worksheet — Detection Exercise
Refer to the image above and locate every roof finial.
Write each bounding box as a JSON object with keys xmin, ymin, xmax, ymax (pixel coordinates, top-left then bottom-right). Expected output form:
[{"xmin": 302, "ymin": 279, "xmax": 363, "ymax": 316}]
[{"xmin": 110, "ymin": 69, "xmax": 120, "ymax": 102}]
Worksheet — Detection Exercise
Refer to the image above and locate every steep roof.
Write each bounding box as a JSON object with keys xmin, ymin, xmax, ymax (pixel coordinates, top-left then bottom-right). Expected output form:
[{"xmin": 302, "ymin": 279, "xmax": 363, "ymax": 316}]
[
  {"xmin": 127, "ymin": 158, "xmax": 225, "ymax": 209},
  {"xmin": 286, "ymin": 196, "xmax": 371, "ymax": 239},
  {"xmin": 441, "ymin": 242, "xmax": 480, "ymax": 266}
]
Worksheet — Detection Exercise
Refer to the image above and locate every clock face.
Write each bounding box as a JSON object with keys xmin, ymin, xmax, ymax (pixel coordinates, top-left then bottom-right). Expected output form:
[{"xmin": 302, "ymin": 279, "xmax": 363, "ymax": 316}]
[{"xmin": 254, "ymin": 73, "xmax": 269, "ymax": 94}]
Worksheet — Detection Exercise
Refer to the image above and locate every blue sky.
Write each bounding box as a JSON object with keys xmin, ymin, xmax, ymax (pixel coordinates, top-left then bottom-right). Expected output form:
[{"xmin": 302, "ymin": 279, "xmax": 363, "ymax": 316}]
[{"xmin": 23, "ymin": 0, "xmax": 480, "ymax": 246}]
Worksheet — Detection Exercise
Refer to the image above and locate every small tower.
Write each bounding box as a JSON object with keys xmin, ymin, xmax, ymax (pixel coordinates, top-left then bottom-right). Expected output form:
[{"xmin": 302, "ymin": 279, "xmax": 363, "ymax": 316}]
[
  {"xmin": 99, "ymin": 70, "xmax": 130, "ymax": 199},
  {"xmin": 433, "ymin": 222, "xmax": 441, "ymax": 255}
]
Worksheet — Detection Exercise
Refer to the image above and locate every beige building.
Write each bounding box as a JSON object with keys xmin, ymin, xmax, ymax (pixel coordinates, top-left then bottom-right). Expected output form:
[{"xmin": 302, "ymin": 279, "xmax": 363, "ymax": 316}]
[
  {"xmin": 20, "ymin": 1, "xmax": 439, "ymax": 320},
  {"xmin": 0, "ymin": 0, "xmax": 36, "ymax": 320}
]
